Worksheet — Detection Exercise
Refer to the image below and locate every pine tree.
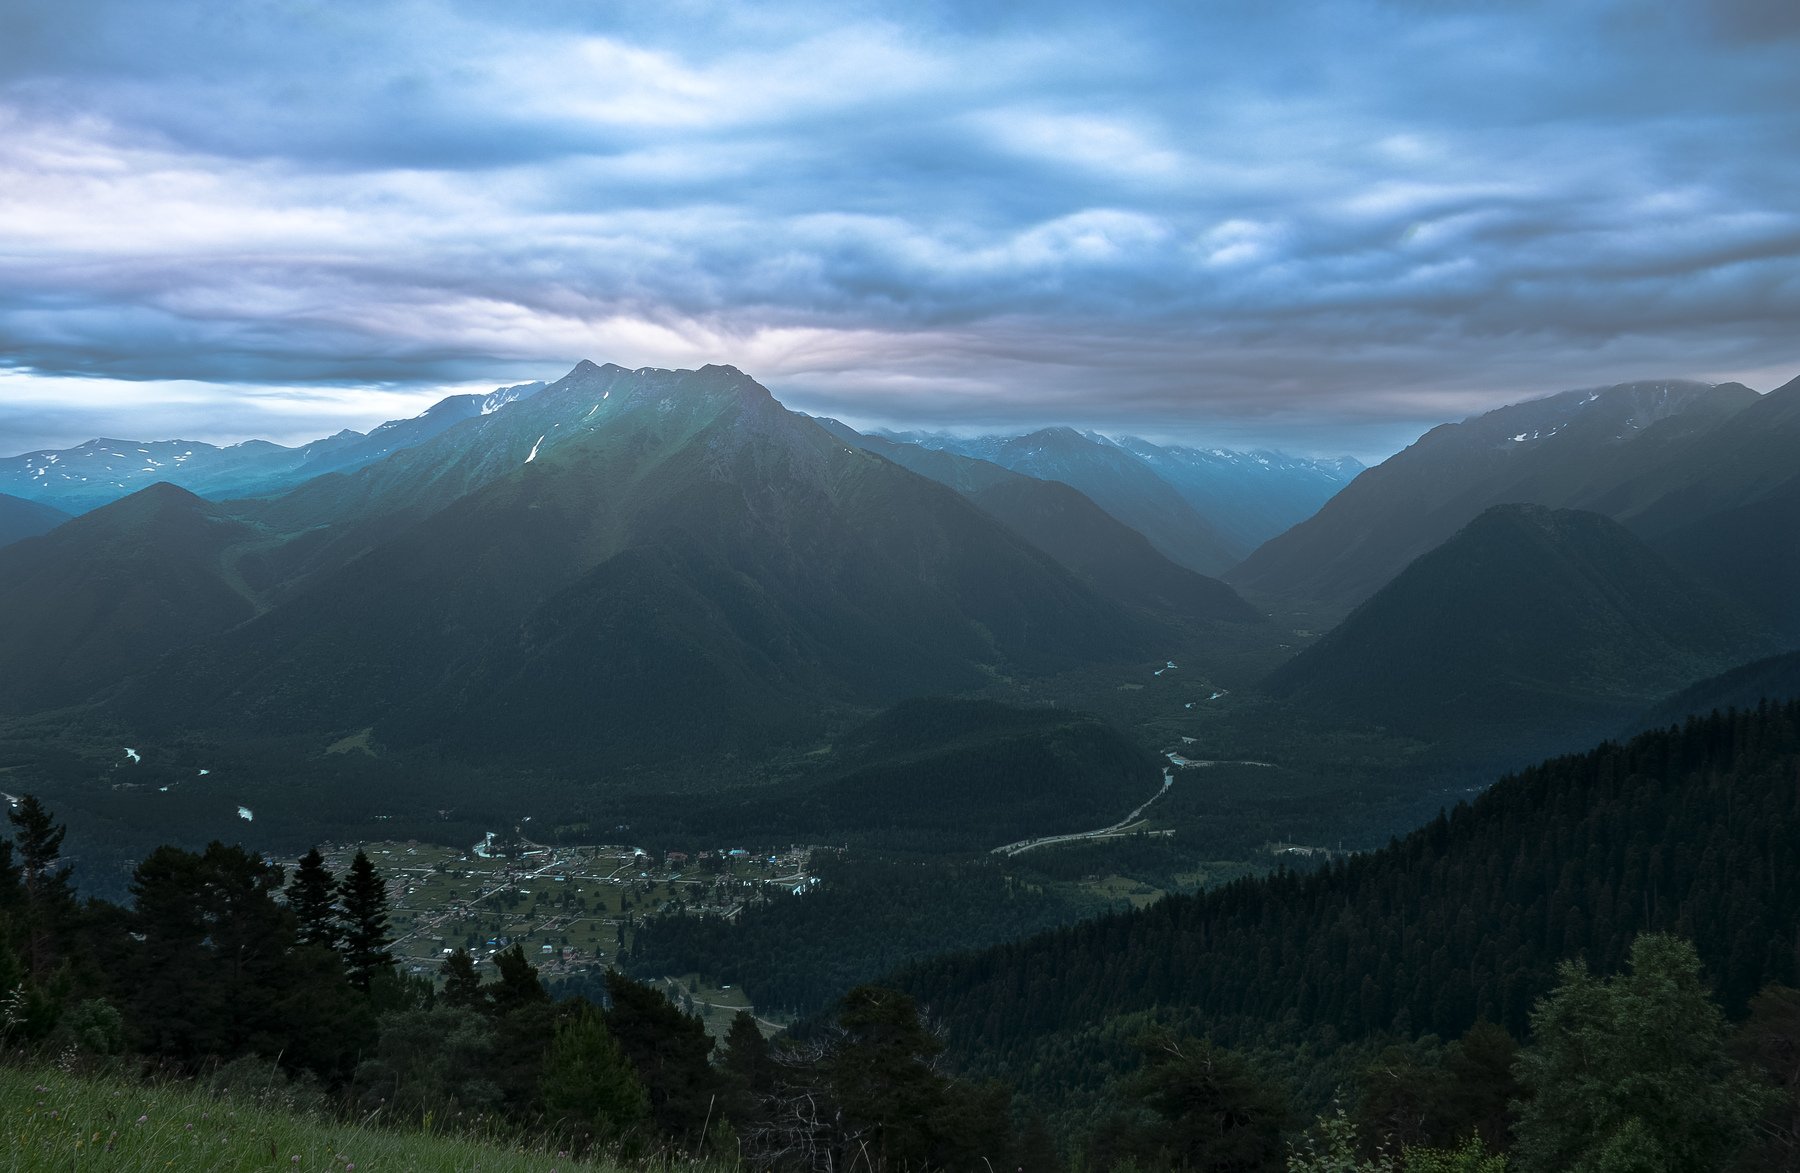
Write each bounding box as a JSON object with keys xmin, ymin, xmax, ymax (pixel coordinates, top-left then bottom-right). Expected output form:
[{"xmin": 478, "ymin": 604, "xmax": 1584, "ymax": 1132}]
[
  {"xmin": 440, "ymin": 947, "xmax": 486, "ymax": 1010},
  {"xmin": 721, "ymin": 1009, "xmax": 774, "ymax": 1093},
  {"xmin": 825, "ymin": 986, "xmax": 952, "ymax": 1172},
  {"xmin": 128, "ymin": 842, "xmax": 301, "ymax": 1062},
  {"xmin": 7, "ymin": 795, "xmax": 75, "ymax": 982},
  {"xmin": 285, "ymin": 847, "xmax": 338, "ymax": 949},
  {"xmin": 1513, "ymin": 933, "xmax": 1770, "ymax": 1172},
  {"xmin": 1107, "ymin": 1032, "xmax": 1288, "ymax": 1173},
  {"xmin": 719, "ymin": 1009, "xmax": 774, "ymax": 1132},
  {"xmin": 336, "ymin": 851, "xmax": 394, "ymax": 992},
  {"xmin": 603, "ymin": 970, "xmax": 721, "ymax": 1145},
  {"xmin": 541, "ymin": 1004, "xmax": 650, "ymax": 1147},
  {"xmin": 491, "ymin": 943, "xmax": 548, "ymax": 1011}
]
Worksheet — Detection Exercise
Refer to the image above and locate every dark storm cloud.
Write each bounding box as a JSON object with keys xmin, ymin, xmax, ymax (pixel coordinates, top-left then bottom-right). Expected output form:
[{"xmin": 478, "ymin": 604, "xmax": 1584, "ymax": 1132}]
[{"xmin": 0, "ymin": 0, "xmax": 1796, "ymax": 459}]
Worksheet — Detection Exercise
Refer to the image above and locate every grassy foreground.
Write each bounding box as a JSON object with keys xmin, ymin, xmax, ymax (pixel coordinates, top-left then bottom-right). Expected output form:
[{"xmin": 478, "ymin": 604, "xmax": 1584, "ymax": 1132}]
[{"xmin": 0, "ymin": 1066, "xmax": 638, "ymax": 1173}]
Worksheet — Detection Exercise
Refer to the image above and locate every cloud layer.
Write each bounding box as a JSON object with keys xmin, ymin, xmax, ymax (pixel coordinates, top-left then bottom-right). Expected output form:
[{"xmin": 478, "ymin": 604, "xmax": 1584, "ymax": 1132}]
[{"xmin": 2, "ymin": 0, "xmax": 1797, "ymax": 458}]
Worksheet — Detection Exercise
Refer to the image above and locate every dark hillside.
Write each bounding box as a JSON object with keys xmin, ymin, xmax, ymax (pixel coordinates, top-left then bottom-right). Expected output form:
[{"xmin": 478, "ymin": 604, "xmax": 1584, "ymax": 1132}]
[
  {"xmin": 1635, "ymin": 650, "xmax": 1800, "ymax": 732},
  {"xmin": 898, "ymin": 701, "xmax": 1800, "ymax": 1095},
  {"xmin": 0, "ymin": 492, "xmax": 69, "ymax": 548},
  {"xmin": 1263, "ymin": 504, "xmax": 1774, "ymax": 752},
  {"xmin": 1650, "ymin": 469, "xmax": 1800, "ymax": 640},
  {"xmin": 0, "ymin": 483, "xmax": 258, "ymax": 713}
]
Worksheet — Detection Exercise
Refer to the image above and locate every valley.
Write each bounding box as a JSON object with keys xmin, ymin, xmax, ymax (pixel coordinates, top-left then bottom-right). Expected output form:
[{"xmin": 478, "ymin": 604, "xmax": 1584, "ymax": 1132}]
[
  {"xmin": 2, "ymin": 360, "xmax": 1798, "ymax": 1172},
  {"xmin": 294, "ymin": 835, "xmax": 820, "ymax": 1032},
  {"xmin": 8, "ymin": 7, "xmax": 1799, "ymax": 1167}
]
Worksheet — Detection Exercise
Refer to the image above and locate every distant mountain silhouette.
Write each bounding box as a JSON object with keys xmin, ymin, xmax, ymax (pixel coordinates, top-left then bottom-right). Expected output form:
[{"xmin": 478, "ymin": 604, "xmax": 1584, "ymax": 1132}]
[
  {"xmin": 1263, "ymin": 504, "xmax": 1776, "ymax": 752},
  {"xmin": 1633, "ymin": 649, "xmax": 1800, "ymax": 733},
  {"xmin": 880, "ymin": 429, "xmax": 1359, "ymax": 570},
  {"xmin": 0, "ymin": 382, "xmax": 545, "ymax": 513},
  {"xmin": 1113, "ymin": 439, "xmax": 1362, "ymax": 555},
  {"xmin": 0, "ymin": 492, "xmax": 69, "ymax": 548},
  {"xmin": 0, "ymin": 483, "xmax": 258, "ymax": 713},
  {"xmin": 814, "ymin": 423, "xmax": 1260, "ymax": 624},
  {"xmin": 1229, "ymin": 379, "xmax": 1768, "ymax": 612}
]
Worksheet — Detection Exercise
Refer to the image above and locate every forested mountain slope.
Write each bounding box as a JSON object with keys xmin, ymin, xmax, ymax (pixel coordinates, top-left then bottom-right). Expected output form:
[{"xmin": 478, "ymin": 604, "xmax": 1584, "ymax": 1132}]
[
  {"xmin": 1636, "ymin": 650, "xmax": 1800, "ymax": 732},
  {"xmin": 898, "ymin": 701, "xmax": 1800, "ymax": 1088},
  {"xmin": 1262, "ymin": 504, "xmax": 1776, "ymax": 751},
  {"xmin": 119, "ymin": 365, "xmax": 1157, "ymax": 765},
  {"xmin": 0, "ymin": 483, "xmax": 259, "ymax": 713}
]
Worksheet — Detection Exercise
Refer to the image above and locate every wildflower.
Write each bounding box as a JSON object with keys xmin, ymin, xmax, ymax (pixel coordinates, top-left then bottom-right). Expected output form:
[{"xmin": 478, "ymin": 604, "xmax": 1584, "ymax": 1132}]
[{"xmin": 136, "ymin": 1115, "xmax": 148, "ymax": 1124}]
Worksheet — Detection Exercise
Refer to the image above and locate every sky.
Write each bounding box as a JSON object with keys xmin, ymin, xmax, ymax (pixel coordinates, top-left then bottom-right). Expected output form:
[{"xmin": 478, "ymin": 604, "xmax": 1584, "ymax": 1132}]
[{"xmin": 1, "ymin": 0, "xmax": 1797, "ymax": 461}]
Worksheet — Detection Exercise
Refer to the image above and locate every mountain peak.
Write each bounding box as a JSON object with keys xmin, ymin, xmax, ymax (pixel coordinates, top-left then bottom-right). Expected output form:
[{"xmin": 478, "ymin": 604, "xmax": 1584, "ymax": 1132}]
[
  {"xmin": 128, "ymin": 480, "xmax": 208, "ymax": 508},
  {"xmin": 85, "ymin": 481, "xmax": 224, "ymax": 530}
]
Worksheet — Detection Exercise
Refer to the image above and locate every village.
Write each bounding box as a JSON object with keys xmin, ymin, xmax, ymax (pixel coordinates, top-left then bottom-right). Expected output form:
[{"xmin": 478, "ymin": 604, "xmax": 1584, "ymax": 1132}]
[{"xmin": 294, "ymin": 836, "xmax": 818, "ymax": 1002}]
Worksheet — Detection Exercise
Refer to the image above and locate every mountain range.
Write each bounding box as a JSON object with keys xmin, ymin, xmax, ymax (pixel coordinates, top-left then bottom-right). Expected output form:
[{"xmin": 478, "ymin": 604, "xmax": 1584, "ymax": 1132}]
[
  {"xmin": 1229, "ymin": 377, "xmax": 1800, "ymax": 642},
  {"xmin": 0, "ymin": 363, "xmax": 1269, "ymax": 770},
  {"xmin": 0, "ymin": 381, "xmax": 545, "ymax": 514},
  {"xmin": 0, "ymin": 483, "xmax": 259, "ymax": 714},
  {"xmin": 873, "ymin": 426, "xmax": 1360, "ymax": 574},
  {"xmin": 810, "ymin": 422, "xmax": 1260, "ymax": 625},
  {"xmin": 2, "ymin": 358, "xmax": 1795, "ymax": 801}
]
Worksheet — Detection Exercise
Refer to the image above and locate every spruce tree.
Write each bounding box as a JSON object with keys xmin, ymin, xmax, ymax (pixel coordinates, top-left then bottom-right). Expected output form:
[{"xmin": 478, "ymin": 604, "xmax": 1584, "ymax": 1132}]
[
  {"xmin": 7, "ymin": 795, "xmax": 75, "ymax": 981},
  {"xmin": 603, "ymin": 970, "xmax": 721, "ymax": 1144},
  {"xmin": 440, "ymin": 947, "xmax": 486, "ymax": 1010},
  {"xmin": 1513, "ymin": 933, "xmax": 1769, "ymax": 1172},
  {"xmin": 128, "ymin": 842, "xmax": 301, "ymax": 1062},
  {"xmin": 491, "ymin": 943, "xmax": 548, "ymax": 1011},
  {"xmin": 337, "ymin": 851, "xmax": 394, "ymax": 991},
  {"xmin": 719, "ymin": 1009, "xmax": 774, "ymax": 1133},
  {"xmin": 541, "ymin": 1004, "xmax": 650, "ymax": 1146},
  {"xmin": 721, "ymin": 1009, "xmax": 774, "ymax": 1093},
  {"xmin": 0, "ymin": 838, "xmax": 21, "ymax": 917},
  {"xmin": 285, "ymin": 847, "xmax": 338, "ymax": 949}
]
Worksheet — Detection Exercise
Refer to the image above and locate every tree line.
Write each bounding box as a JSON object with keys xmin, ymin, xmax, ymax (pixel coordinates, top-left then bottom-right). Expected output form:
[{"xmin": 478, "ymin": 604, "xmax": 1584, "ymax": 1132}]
[
  {"xmin": 626, "ymin": 854, "xmax": 1089, "ymax": 1016},
  {"xmin": 0, "ymin": 795, "xmax": 1046, "ymax": 1168},
  {"xmin": 898, "ymin": 702, "xmax": 1800, "ymax": 1078}
]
